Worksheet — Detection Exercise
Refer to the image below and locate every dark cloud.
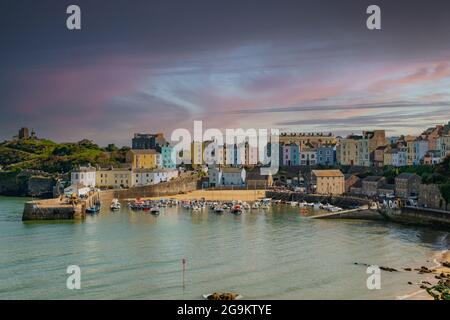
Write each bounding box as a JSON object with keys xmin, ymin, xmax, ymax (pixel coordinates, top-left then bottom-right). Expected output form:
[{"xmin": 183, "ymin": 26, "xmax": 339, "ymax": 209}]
[{"xmin": 1, "ymin": 0, "xmax": 450, "ymax": 144}]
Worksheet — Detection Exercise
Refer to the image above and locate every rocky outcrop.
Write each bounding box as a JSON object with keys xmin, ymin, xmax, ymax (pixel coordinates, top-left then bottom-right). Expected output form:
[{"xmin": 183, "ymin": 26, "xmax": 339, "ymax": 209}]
[{"xmin": 0, "ymin": 169, "xmax": 55, "ymax": 197}]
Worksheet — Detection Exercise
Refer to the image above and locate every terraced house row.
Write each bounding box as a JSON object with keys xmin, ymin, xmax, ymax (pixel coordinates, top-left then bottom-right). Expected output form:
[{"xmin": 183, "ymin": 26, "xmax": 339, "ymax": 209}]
[{"xmin": 277, "ymin": 121, "xmax": 450, "ymax": 168}]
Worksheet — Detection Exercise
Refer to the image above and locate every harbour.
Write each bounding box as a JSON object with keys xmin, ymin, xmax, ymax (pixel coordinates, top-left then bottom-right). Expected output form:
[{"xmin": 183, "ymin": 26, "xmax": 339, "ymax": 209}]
[{"xmin": 1, "ymin": 195, "xmax": 449, "ymax": 300}]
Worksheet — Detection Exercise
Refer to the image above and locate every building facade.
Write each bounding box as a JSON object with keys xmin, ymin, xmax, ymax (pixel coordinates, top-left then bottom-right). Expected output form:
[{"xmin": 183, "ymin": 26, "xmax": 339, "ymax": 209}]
[
  {"xmin": 126, "ymin": 149, "xmax": 161, "ymax": 169},
  {"xmin": 96, "ymin": 168, "xmax": 132, "ymax": 189},
  {"xmin": 395, "ymin": 173, "xmax": 421, "ymax": 198},
  {"xmin": 317, "ymin": 145, "xmax": 336, "ymax": 166},
  {"xmin": 361, "ymin": 176, "xmax": 385, "ymax": 196},
  {"xmin": 208, "ymin": 166, "xmax": 246, "ymax": 187},
  {"xmin": 71, "ymin": 165, "xmax": 96, "ymax": 188},
  {"xmin": 311, "ymin": 169, "xmax": 345, "ymax": 195}
]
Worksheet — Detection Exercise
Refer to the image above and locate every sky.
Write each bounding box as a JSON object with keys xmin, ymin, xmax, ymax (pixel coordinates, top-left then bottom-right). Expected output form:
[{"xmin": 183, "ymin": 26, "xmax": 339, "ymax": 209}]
[{"xmin": 1, "ymin": 0, "xmax": 450, "ymax": 146}]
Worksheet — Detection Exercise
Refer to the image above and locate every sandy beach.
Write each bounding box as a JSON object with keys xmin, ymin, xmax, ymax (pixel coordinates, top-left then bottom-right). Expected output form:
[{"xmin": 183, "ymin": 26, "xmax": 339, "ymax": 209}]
[
  {"xmin": 125, "ymin": 189, "xmax": 266, "ymax": 201},
  {"xmin": 398, "ymin": 250, "xmax": 450, "ymax": 300}
]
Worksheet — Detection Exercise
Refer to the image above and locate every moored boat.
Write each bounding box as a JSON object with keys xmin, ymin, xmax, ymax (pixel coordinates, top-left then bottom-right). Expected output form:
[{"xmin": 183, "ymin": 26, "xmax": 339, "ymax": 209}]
[
  {"xmin": 110, "ymin": 198, "xmax": 121, "ymax": 211},
  {"xmin": 150, "ymin": 207, "xmax": 160, "ymax": 215},
  {"xmin": 231, "ymin": 204, "xmax": 243, "ymax": 215}
]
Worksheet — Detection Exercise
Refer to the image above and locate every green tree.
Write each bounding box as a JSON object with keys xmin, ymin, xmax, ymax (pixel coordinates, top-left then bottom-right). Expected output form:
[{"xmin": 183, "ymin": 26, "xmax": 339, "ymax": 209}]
[
  {"xmin": 439, "ymin": 184, "xmax": 450, "ymax": 211},
  {"xmin": 105, "ymin": 144, "xmax": 118, "ymax": 152}
]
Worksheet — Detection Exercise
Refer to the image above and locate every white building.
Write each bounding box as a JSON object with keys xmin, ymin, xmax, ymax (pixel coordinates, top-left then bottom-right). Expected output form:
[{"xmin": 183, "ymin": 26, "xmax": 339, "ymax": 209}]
[
  {"xmin": 392, "ymin": 148, "xmax": 407, "ymax": 167},
  {"xmin": 413, "ymin": 138, "xmax": 429, "ymax": 165},
  {"xmin": 132, "ymin": 168, "xmax": 178, "ymax": 186},
  {"xmin": 208, "ymin": 166, "xmax": 246, "ymax": 187},
  {"xmin": 71, "ymin": 165, "xmax": 96, "ymax": 187},
  {"xmin": 299, "ymin": 148, "xmax": 317, "ymax": 166}
]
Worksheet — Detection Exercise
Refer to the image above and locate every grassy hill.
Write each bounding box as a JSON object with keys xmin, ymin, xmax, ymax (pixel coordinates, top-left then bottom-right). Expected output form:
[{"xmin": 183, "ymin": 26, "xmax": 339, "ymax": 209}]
[{"xmin": 0, "ymin": 138, "xmax": 129, "ymax": 174}]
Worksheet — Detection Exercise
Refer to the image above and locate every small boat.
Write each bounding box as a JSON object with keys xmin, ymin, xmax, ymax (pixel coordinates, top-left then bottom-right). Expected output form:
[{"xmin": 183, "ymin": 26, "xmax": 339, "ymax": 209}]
[
  {"xmin": 150, "ymin": 207, "xmax": 160, "ymax": 215},
  {"xmin": 299, "ymin": 201, "xmax": 308, "ymax": 207},
  {"xmin": 231, "ymin": 205, "xmax": 243, "ymax": 215},
  {"xmin": 213, "ymin": 206, "xmax": 224, "ymax": 213},
  {"xmin": 251, "ymin": 202, "xmax": 260, "ymax": 209},
  {"xmin": 86, "ymin": 205, "xmax": 100, "ymax": 214},
  {"xmin": 110, "ymin": 198, "xmax": 121, "ymax": 211}
]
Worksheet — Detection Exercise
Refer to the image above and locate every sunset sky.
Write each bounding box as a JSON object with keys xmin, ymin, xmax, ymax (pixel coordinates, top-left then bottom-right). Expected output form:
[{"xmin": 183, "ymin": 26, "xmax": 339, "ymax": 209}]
[{"xmin": 1, "ymin": 0, "xmax": 450, "ymax": 146}]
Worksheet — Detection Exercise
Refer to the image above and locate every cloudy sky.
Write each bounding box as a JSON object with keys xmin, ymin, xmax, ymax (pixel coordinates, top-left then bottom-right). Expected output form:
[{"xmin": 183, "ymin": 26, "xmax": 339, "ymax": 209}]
[{"xmin": 1, "ymin": 0, "xmax": 450, "ymax": 146}]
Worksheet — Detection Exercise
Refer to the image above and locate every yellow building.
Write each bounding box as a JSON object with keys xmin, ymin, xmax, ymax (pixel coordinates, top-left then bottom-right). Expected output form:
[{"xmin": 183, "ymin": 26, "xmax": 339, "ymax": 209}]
[
  {"xmin": 405, "ymin": 136, "xmax": 416, "ymax": 166},
  {"xmin": 312, "ymin": 169, "xmax": 345, "ymax": 195},
  {"xmin": 96, "ymin": 167, "xmax": 132, "ymax": 189},
  {"xmin": 383, "ymin": 148, "xmax": 394, "ymax": 166},
  {"xmin": 337, "ymin": 136, "xmax": 359, "ymax": 166},
  {"xmin": 126, "ymin": 149, "xmax": 161, "ymax": 169},
  {"xmin": 191, "ymin": 141, "xmax": 204, "ymax": 166}
]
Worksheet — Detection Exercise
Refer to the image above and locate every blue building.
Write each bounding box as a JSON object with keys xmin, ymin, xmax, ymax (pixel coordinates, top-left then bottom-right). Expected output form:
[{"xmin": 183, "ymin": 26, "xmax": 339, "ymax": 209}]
[
  {"xmin": 290, "ymin": 144, "xmax": 300, "ymax": 166},
  {"xmin": 317, "ymin": 145, "xmax": 336, "ymax": 166},
  {"xmin": 161, "ymin": 145, "xmax": 176, "ymax": 169}
]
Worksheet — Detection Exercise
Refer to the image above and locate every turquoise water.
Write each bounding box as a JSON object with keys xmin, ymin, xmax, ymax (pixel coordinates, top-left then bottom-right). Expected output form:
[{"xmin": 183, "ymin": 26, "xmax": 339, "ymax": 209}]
[{"xmin": 0, "ymin": 196, "xmax": 448, "ymax": 299}]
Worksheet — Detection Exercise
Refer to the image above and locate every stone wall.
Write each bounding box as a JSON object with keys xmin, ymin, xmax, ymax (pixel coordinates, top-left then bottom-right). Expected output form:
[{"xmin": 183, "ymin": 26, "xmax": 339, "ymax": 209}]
[
  {"xmin": 100, "ymin": 174, "xmax": 201, "ymax": 201},
  {"xmin": 28, "ymin": 176, "xmax": 55, "ymax": 197},
  {"xmin": 265, "ymin": 191, "xmax": 371, "ymax": 208}
]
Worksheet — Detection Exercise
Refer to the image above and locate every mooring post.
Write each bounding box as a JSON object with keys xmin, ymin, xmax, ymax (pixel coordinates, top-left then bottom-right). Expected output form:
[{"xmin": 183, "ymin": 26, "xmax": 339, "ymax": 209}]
[{"xmin": 182, "ymin": 258, "xmax": 186, "ymax": 289}]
